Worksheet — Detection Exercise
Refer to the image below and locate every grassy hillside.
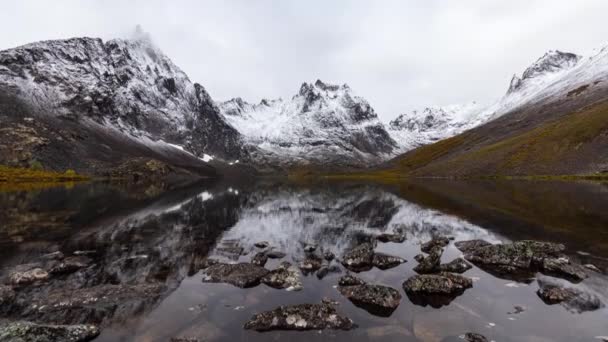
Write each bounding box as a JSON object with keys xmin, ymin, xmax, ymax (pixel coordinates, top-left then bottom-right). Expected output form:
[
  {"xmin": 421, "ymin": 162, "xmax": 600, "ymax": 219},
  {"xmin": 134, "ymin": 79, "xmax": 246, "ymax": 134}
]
[{"xmin": 384, "ymin": 100, "xmax": 608, "ymax": 178}]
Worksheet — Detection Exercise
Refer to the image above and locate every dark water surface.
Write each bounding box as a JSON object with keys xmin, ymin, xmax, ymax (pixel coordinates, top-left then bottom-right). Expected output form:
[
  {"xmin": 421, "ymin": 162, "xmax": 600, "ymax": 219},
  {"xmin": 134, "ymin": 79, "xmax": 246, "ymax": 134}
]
[{"xmin": 1, "ymin": 180, "xmax": 607, "ymax": 341}]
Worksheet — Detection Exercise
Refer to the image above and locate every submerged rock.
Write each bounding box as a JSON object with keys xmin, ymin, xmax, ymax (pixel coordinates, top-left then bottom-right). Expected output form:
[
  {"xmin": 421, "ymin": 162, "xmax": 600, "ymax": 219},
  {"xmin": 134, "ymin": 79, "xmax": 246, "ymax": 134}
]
[
  {"xmin": 341, "ymin": 243, "xmax": 375, "ymax": 272},
  {"xmin": 439, "ymin": 258, "xmax": 472, "ymax": 274},
  {"xmin": 203, "ymin": 263, "xmax": 269, "ymax": 288},
  {"xmin": 243, "ymin": 303, "xmax": 355, "ymax": 331},
  {"xmin": 540, "ymin": 257, "xmax": 587, "ymax": 282},
  {"xmin": 413, "ymin": 246, "xmax": 443, "ymax": 274},
  {"xmin": 251, "ymin": 252, "xmax": 269, "ymax": 267},
  {"xmin": 403, "ymin": 272, "xmax": 473, "ymax": 308},
  {"xmin": 372, "ymin": 253, "xmax": 406, "ymax": 270},
  {"xmin": 337, "ymin": 278, "xmax": 401, "ymax": 317},
  {"xmin": 464, "ymin": 332, "xmax": 489, "ymax": 342},
  {"xmin": 421, "ymin": 236, "xmax": 450, "ymax": 253},
  {"xmin": 537, "ymin": 280, "xmax": 603, "ymax": 313},
  {"xmin": 0, "ymin": 321, "xmax": 99, "ymax": 342},
  {"xmin": 454, "ymin": 240, "xmax": 492, "ymax": 254},
  {"xmin": 261, "ymin": 262, "xmax": 303, "ymax": 291}
]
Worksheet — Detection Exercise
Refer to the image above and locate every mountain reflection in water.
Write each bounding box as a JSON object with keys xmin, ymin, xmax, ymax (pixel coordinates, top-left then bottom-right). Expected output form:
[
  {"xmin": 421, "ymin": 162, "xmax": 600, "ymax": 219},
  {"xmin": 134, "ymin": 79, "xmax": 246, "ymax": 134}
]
[{"xmin": 0, "ymin": 180, "xmax": 607, "ymax": 342}]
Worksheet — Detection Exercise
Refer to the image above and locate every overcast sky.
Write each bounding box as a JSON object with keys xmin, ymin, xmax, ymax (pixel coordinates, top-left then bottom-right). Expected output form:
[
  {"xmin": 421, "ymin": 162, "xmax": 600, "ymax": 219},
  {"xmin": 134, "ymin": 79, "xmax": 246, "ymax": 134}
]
[{"xmin": 2, "ymin": 1, "xmax": 608, "ymax": 121}]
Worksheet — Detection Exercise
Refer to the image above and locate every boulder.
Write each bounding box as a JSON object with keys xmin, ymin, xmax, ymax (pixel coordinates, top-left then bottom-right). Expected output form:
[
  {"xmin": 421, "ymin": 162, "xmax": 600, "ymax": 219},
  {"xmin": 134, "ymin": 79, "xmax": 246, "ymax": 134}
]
[
  {"xmin": 338, "ymin": 274, "xmax": 366, "ymax": 287},
  {"xmin": 266, "ymin": 250, "xmax": 286, "ymax": 259},
  {"xmin": 372, "ymin": 253, "xmax": 406, "ymax": 270},
  {"xmin": 251, "ymin": 252, "xmax": 268, "ymax": 267},
  {"xmin": 337, "ymin": 281, "xmax": 402, "ymax": 317},
  {"xmin": 316, "ymin": 265, "xmax": 342, "ymax": 280},
  {"xmin": 202, "ymin": 263, "xmax": 269, "ymax": 288},
  {"xmin": 0, "ymin": 321, "xmax": 99, "ymax": 342},
  {"xmin": 540, "ymin": 258, "xmax": 587, "ymax": 282},
  {"xmin": 413, "ymin": 246, "xmax": 443, "ymax": 274},
  {"xmin": 454, "ymin": 240, "xmax": 492, "ymax": 254},
  {"xmin": 7, "ymin": 264, "xmax": 49, "ymax": 285},
  {"xmin": 464, "ymin": 332, "xmax": 489, "ymax": 342},
  {"xmin": 261, "ymin": 262, "xmax": 303, "ymax": 291},
  {"xmin": 536, "ymin": 280, "xmax": 603, "ymax": 313},
  {"xmin": 254, "ymin": 241, "xmax": 269, "ymax": 249},
  {"xmin": 243, "ymin": 303, "xmax": 355, "ymax": 331},
  {"xmin": 439, "ymin": 258, "xmax": 472, "ymax": 274},
  {"xmin": 403, "ymin": 272, "xmax": 473, "ymax": 308},
  {"xmin": 341, "ymin": 243, "xmax": 375, "ymax": 272},
  {"xmin": 298, "ymin": 254, "xmax": 323, "ymax": 273},
  {"xmin": 421, "ymin": 236, "xmax": 450, "ymax": 253},
  {"xmin": 49, "ymin": 256, "xmax": 92, "ymax": 275},
  {"xmin": 376, "ymin": 228, "xmax": 406, "ymax": 243}
]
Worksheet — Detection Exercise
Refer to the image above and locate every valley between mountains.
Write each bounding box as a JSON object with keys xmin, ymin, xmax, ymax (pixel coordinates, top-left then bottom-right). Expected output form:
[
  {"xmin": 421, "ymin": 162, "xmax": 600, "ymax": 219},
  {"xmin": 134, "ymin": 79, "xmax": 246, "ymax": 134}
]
[{"xmin": 1, "ymin": 31, "xmax": 607, "ymax": 182}]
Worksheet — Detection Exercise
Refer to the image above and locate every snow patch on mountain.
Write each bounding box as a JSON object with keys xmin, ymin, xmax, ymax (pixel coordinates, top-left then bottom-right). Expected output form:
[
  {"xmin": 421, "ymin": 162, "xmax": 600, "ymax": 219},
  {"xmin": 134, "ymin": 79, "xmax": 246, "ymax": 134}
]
[{"xmin": 219, "ymin": 80, "xmax": 397, "ymax": 168}]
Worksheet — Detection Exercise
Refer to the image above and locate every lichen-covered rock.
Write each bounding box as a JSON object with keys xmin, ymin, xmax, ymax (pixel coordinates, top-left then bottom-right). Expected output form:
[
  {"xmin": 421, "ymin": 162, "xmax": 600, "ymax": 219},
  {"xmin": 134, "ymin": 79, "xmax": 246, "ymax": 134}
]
[
  {"xmin": 298, "ymin": 254, "xmax": 323, "ymax": 273},
  {"xmin": 536, "ymin": 280, "xmax": 603, "ymax": 313},
  {"xmin": 540, "ymin": 257, "xmax": 587, "ymax": 282},
  {"xmin": 337, "ymin": 282, "xmax": 402, "ymax": 317},
  {"xmin": 464, "ymin": 332, "xmax": 489, "ymax": 342},
  {"xmin": 0, "ymin": 321, "xmax": 99, "ymax": 342},
  {"xmin": 202, "ymin": 262, "xmax": 269, "ymax": 288},
  {"xmin": 454, "ymin": 240, "xmax": 492, "ymax": 254},
  {"xmin": 338, "ymin": 274, "xmax": 366, "ymax": 287},
  {"xmin": 413, "ymin": 246, "xmax": 443, "ymax": 274},
  {"xmin": 243, "ymin": 303, "xmax": 355, "ymax": 331},
  {"xmin": 7, "ymin": 264, "xmax": 49, "ymax": 285},
  {"xmin": 341, "ymin": 243, "xmax": 375, "ymax": 272},
  {"xmin": 403, "ymin": 272, "xmax": 473, "ymax": 308},
  {"xmin": 421, "ymin": 236, "xmax": 450, "ymax": 253},
  {"xmin": 261, "ymin": 262, "xmax": 303, "ymax": 291},
  {"xmin": 376, "ymin": 228, "xmax": 406, "ymax": 243},
  {"xmin": 371, "ymin": 253, "xmax": 406, "ymax": 270},
  {"xmin": 439, "ymin": 258, "xmax": 472, "ymax": 274},
  {"xmin": 251, "ymin": 252, "xmax": 268, "ymax": 267}
]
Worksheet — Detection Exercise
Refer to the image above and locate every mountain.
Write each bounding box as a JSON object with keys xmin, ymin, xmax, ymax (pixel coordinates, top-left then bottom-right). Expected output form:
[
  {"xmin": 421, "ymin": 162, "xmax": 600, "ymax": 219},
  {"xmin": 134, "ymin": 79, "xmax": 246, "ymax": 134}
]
[
  {"xmin": 0, "ymin": 29, "xmax": 250, "ymax": 180},
  {"xmin": 381, "ymin": 46, "xmax": 608, "ymax": 177},
  {"xmin": 218, "ymin": 80, "xmax": 397, "ymax": 170}
]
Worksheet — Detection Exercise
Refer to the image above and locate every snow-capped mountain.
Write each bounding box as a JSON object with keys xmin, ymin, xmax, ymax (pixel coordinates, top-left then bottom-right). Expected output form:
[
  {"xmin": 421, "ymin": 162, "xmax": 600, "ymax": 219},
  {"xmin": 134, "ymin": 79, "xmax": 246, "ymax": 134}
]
[
  {"xmin": 387, "ymin": 50, "xmax": 586, "ymax": 152},
  {"xmin": 0, "ymin": 29, "xmax": 248, "ymax": 175},
  {"xmin": 219, "ymin": 80, "xmax": 397, "ymax": 169}
]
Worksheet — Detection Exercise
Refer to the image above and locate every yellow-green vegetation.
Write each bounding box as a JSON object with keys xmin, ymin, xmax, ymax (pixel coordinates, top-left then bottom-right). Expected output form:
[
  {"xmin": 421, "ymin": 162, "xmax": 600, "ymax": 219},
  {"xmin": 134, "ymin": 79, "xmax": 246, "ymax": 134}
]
[
  {"xmin": 0, "ymin": 165, "xmax": 89, "ymax": 191},
  {"xmin": 387, "ymin": 101, "xmax": 608, "ymax": 178}
]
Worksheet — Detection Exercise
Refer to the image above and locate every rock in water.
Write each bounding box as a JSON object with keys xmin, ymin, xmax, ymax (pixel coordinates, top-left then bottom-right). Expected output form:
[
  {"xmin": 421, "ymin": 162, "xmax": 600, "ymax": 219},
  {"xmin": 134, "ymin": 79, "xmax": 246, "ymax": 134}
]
[
  {"xmin": 421, "ymin": 236, "xmax": 450, "ymax": 253},
  {"xmin": 413, "ymin": 246, "xmax": 443, "ymax": 274},
  {"xmin": 266, "ymin": 250, "xmax": 286, "ymax": 259},
  {"xmin": 337, "ymin": 279, "xmax": 402, "ymax": 317},
  {"xmin": 376, "ymin": 228, "xmax": 406, "ymax": 243},
  {"xmin": 341, "ymin": 243, "xmax": 375, "ymax": 272},
  {"xmin": 464, "ymin": 332, "xmax": 489, "ymax": 342},
  {"xmin": 7, "ymin": 264, "xmax": 49, "ymax": 285},
  {"xmin": 454, "ymin": 240, "xmax": 492, "ymax": 254},
  {"xmin": 298, "ymin": 254, "xmax": 323, "ymax": 273},
  {"xmin": 251, "ymin": 252, "xmax": 269, "ymax": 267},
  {"xmin": 254, "ymin": 241, "xmax": 269, "ymax": 249},
  {"xmin": 316, "ymin": 265, "xmax": 342, "ymax": 280},
  {"xmin": 439, "ymin": 258, "xmax": 472, "ymax": 274},
  {"xmin": 372, "ymin": 253, "xmax": 406, "ymax": 270},
  {"xmin": 261, "ymin": 262, "xmax": 303, "ymax": 291},
  {"xmin": 338, "ymin": 274, "xmax": 366, "ymax": 287},
  {"xmin": 202, "ymin": 263, "xmax": 269, "ymax": 288},
  {"xmin": 0, "ymin": 321, "xmax": 100, "ymax": 342},
  {"xmin": 243, "ymin": 303, "xmax": 355, "ymax": 331},
  {"xmin": 540, "ymin": 257, "xmax": 587, "ymax": 282},
  {"xmin": 402, "ymin": 272, "xmax": 473, "ymax": 308},
  {"xmin": 536, "ymin": 280, "xmax": 603, "ymax": 313}
]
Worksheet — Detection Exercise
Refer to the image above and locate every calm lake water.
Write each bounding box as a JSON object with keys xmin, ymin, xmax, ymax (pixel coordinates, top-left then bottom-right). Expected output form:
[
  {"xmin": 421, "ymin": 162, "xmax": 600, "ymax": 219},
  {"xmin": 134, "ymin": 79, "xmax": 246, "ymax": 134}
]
[{"xmin": 1, "ymin": 179, "xmax": 607, "ymax": 341}]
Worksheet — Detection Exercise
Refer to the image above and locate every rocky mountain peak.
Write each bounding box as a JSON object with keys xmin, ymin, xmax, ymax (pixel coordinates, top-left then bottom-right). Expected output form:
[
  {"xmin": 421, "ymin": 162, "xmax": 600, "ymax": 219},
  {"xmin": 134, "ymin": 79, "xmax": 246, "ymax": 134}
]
[{"xmin": 508, "ymin": 50, "xmax": 580, "ymax": 94}]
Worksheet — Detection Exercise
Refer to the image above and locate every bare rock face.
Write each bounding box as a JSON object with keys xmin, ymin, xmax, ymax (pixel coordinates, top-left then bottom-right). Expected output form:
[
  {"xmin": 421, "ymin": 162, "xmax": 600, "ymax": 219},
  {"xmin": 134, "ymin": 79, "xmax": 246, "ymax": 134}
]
[
  {"xmin": 243, "ymin": 302, "xmax": 355, "ymax": 331},
  {"xmin": 261, "ymin": 262, "xmax": 303, "ymax": 291},
  {"xmin": 536, "ymin": 280, "xmax": 603, "ymax": 313},
  {"xmin": 202, "ymin": 263, "xmax": 269, "ymax": 288},
  {"xmin": 402, "ymin": 272, "xmax": 473, "ymax": 308},
  {"xmin": 337, "ymin": 276, "xmax": 401, "ymax": 317},
  {"xmin": 0, "ymin": 321, "xmax": 100, "ymax": 342}
]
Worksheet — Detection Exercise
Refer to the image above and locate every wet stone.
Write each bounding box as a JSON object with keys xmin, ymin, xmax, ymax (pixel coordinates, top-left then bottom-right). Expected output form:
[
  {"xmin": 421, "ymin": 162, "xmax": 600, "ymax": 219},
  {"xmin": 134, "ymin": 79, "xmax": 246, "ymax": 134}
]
[
  {"xmin": 584, "ymin": 264, "xmax": 601, "ymax": 273},
  {"xmin": 203, "ymin": 262, "xmax": 269, "ymax": 288},
  {"xmin": 536, "ymin": 280, "xmax": 603, "ymax": 313},
  {"xmin": 540, "ymin": 257, "xmax": 587, "ymax": 282},
  {"xmin": 372, "ymin": 253, "xmax": 406, "ymax": 270},
  {"xmin": 413, "ymin": 246, "xmax": 443, "ymax": 274},
  {"xmin": 316, "ymin": 265, "xmax": 342, "ymax": 279},
  {"xmin": 338, "ymin": 280, "xmax": 402, "ymax": 317},
  {"xmin": 439, "ymin": 258, "xmax": 472, "ymax": 274},
  {"xmin": 298, "ymin": 254, "xmax": 323, "ymax": 273},
  {"xmin": 414, "ymin": 254, "xmax": 425, "ymax": 263},
  {"xmin": 199, "ymin": 258, "xmax": 220, "ymax": 270},
  {"xmin": 0, "ymin": 321, "xmax": 100, "ymax": 342},
  {"xmin": 341, "ymin": 242, "xmax": 375, "ymax": 272},
  {"xmin": 403, "ymin": 272, "xmax": 473, "ymax": 308},
  {"xmin": 251, "ymin": 252, "xmax": 269, "ymax": 267},
  {"xmin": 339, "ymin": 274, "xmax": 366, "ymax": 287},
  {"xmin": 464, "ymin": 332, "xmax": 489, "ymax": 342},
  {"xmin": 376, "ymin": 228, "xmax": 406, "ymax": 243},
  {"xmin": 303, "ymin": 244, "xmax": 317, "ymax": 253},
  {"xmin": 454, "ymin": 240, "xmax": 492, "ymax": 254},
  {"xmin": 7, "ymin": 264, "xmax": 49, "ymax": 285},
  {"xmin": 243, "ymin": 302, "xmax": 355, "ymax": 331},
  {"xmin": 421, "ymin": 236, "xmax": 450, "ymax": 253},
  {"xmin": 261, "ymin": 262, "xmax": 303, "ymax": 291},
  {"xmin": 0, "ymin": 285, "xmax": 15, "ymax": 310},
  {"xmin": 323, "ymin": 250, "xmax": 336, "ymax": 261},
  {"xmin": 266, "ymin": 250, "xmax": 286, "ymax": 259}
]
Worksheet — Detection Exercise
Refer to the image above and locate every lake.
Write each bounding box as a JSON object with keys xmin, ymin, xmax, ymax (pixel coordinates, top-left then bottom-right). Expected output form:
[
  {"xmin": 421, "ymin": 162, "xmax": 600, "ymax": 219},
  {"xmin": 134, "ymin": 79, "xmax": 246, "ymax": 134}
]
[{"xmin": 1, "ymin": 179, "xmax": 607, "ymax": 341}]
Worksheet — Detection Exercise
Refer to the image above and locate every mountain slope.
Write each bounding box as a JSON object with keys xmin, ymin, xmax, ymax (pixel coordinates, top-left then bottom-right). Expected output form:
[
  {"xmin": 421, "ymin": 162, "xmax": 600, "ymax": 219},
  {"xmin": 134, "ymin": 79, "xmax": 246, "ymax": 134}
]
[
  {"xmin": 219, "ymin": 80, "xmax": 397, "ymax": 169},
  {"xmin": 382, "ymin": 48, "xmax": 608, "ymax": 177},
  {"xmin": 0, "ymin": 32, "xmax": 250, "ymax": 178}
]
